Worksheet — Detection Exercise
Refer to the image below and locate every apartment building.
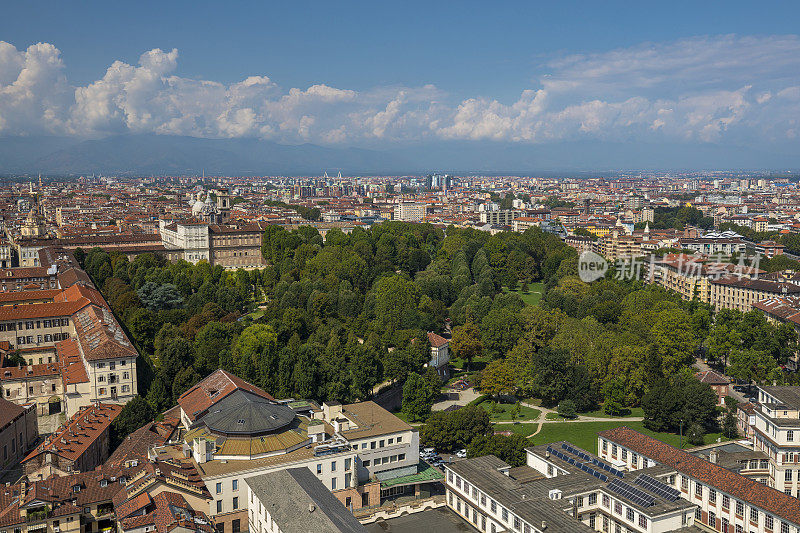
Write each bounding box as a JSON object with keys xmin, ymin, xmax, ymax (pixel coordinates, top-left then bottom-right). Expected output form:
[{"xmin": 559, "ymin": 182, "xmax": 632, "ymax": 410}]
[
  {"xmin": 677, "ymin": 237, "xmax": 747, "ymax": 256},
  {"xmin": 246, "ymin": 468, "xmax": 367, "ymax": 533},
  {"xmin": 22, "ymin": 403, "xmax": 122, "ymax": 480},
  {"xmin": 598, "ymin": 426, "xmax": 800, "ymax": 533},
  {"xmin": 479, "ymin": 209, "xmax": 522, "ymax": 226},
  {"xmin": 0, "ymin": 362, "xmax": 64, "ymax": 415},
  {"xmin": 0, "ymin": 266, "xmax": 59, "ymax": 291},
  {"xmin": 0, "ymin": 260, "xmax": 138, "ymax": 419},
  {"xmin": 0, "ymin": 398, "xmax": 38, "ymax": 469},
  {"xmin": 751, "ymin": 386, "xmax": 800, "ymax": 495},
  {"xmin": 208, "ymin": 223, "xmax": 267, "ymax": 270},
  {"xmin": 511, "ymin": 217, "xmax": 543, "ymax": 233},
  {"xmin": 710, "ymin": 277, "xmax": 800, "ymax": 312},
  {"xmin": 393, "ymin": 203, "xmax": 426, "ymax": 222},
  {"xmin": 652, "ymin": 254, "xmax": 763, "ymax": 304}
]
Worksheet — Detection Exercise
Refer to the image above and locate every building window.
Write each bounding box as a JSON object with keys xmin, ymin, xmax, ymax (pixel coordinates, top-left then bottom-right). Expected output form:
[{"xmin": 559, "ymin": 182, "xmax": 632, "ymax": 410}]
[
  {"xmin": 231, "ymin": 520, "xmax": 240, "ymax": 533},
  {"xmin": 232, "ymin": 497, "xmax": 238, "ymax": 510},
  {"xmin": 331, "ymin": 478, "xmax": 337, "ymax": 490},
  {"xmin": 638, "ymin": 515, "xmax": 647, "ymax": 528},
  {"xmin": 317, "ymin": 464, "xmax": 322, "ymax": 474},
  {"xmin": 709, "ymin": 488, "xmax": 716, "ymax": 504},
  {"xmin": 789, "ymin": 431, "xmax": 795, "ymax": 442},
  {"xmin": 765, "ymin": 515, "xmax": 773, "ymax": 530},
  {"xmin": 588, "ymin": 493, "xmax": 597, "ymax": 505},
  {"xmin": 722, "ymin": 495, "xmax": 730, "ymax": 509},
  {"xmin": 331, "ymin": 461, "xmax": 336, "ymax": 472},
  {"xmin": 735, "ymin": 500, "xmax": 744, "ymax": 516},
  {"xmin": 216, "ymin": 501, "xmax": 222, "ymax": 513},
  {"xmin": 602, "ymin": 495, "xmax": 610, "ymax": 508},
  {"xmin": 750, "ymin": 508, "xmax": 758, "ymax": 522},
  {"xmin": 695, "ymin": 482, "xmax": 703, "ymax": 498},
  {"xmin": 626, "ymin": 507, "xmax": 634, "ymax": 521},
  {"xmin": 786, "ymin": 470, "xmax": 793, "ymax": 482},
  {"xmin": 232, "ymin": 479, "xmax": 238, "ymax": 491},
  {"xmin": 709, "ymin": 512, "xmax": 716, "ymax": 528}
]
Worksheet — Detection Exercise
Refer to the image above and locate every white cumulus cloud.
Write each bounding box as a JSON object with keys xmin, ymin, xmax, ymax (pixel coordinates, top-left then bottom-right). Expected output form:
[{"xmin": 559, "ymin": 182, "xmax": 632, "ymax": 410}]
[{"xmin": 0, "ymin": 35, "xmax": 799, "ymax": 147}]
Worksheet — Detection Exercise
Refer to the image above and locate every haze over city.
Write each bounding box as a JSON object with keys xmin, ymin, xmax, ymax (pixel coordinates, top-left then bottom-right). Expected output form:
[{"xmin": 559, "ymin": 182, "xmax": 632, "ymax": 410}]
[{"xmin": 2, "ymin": 1, "xmax": 800, "ymax": 172}]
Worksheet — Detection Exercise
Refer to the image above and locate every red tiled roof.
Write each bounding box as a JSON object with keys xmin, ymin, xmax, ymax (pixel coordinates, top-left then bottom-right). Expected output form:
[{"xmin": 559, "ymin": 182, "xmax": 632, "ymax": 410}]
[
  {"xmin": 0, "ymin": 397, "xmax": 27, "ymax": 428},
  {"xmin": 177, "ymin": 369, "xmax": 274, "ymax": 423},
  {"xmin": 427, "ymin": 331, "xmax": 449, "ymax": 348},
  {"xmin": 23, "ymin": 403, "xmax": 123, "ymax": 463},
  {"xmin": 695, "ymin": 370, "xmax": 730, "ymax": 385},
  {"xmin": 57, "ymin": 338, "xmax": 89, "ymax": 385},
  {"xmin": 598, "ymin": 426, "xmax": 800, "ymax": 525},
  {"xmin": 0, "ymin": 289, "xmax": 61, "ymax": 304},
  {"xmin": 0, "ymin": 362, "xmax": 61, "ymax": 381},
  {"xmin": 72, "ymin": 305, "xmax": 137, "ymax": 361}
]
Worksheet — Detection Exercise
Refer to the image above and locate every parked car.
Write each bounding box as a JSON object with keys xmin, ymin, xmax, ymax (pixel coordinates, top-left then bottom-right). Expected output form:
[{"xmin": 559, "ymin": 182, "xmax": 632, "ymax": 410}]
[{"xmin": 455, "ymin": 449, "xmax": 467, "ymax": 458}]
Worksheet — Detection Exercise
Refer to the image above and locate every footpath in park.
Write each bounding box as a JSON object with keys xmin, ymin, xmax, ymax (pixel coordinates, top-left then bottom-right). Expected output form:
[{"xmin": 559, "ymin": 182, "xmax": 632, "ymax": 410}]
[{"xmin": 429, "ymin": 389, "xmax": 643, "ymax": 438}]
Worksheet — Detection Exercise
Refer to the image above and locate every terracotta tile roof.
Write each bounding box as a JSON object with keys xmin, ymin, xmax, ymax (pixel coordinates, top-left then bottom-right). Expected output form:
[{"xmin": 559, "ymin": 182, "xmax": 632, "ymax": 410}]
[
  {"xmin": 23, "ymin": 403, "xmax": 122, "ymax": 464},
  {"xmin": 0, "ymin": 299, "xmax": 86, "ymax": 321},
  {"xmin": 427, "ymin": 331, "xmax": 448, "ymax": 348},
  {"xmin": 177, "ymin": 369, "xmax": 274, "ymax": 423},
  {"xmin": 695, "ymin": 370, "xmax": 730, "ymax": 385},
  {"xmin": 598, "ymin": 426, "xmax": 800, "ymax": 525},
  {"xmin": 0, "ymin": 362, "xmax": 61, "ymax": 381},
  {"xmin": 72, "ymin": 305, "xmax": 137, "ymax": 361},
  {"xmin": 118, "ymin": 492, "xmax": 213, "ymax": 533},
  {"xmin": 114, "ymin": 491, "xmax": 152, "ymax": 519},
  {"xmin": 57, "ymin": 338, "xmax": 90, "ymax": 386},
  {"xmin": 0, "ymin": 267, "xmax": 51, "ymax": 279},
  {"xmin": 105, "ymin": 420, "xmax": 179, "ymax": 475},
  {"xmin": 0, "ymin": 397, "xmax": 27, "ymax": 428},
  {"xmin": 0, "ymin": 288, "xmax": 61, "ymax": 304}
]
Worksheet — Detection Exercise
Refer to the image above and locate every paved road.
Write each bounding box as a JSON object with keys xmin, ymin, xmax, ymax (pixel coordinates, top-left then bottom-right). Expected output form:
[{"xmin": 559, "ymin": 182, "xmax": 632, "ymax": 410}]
[{"xmin": 431, "ymin": 387, "xmax": 480, "ymax": 411}]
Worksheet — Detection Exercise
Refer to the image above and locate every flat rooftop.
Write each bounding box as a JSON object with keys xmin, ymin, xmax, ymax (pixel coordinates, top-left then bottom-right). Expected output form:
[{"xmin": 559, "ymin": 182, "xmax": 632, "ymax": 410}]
[{"xmin": 364, "ymin": 507, "xmax": 472, "ymax": 533}]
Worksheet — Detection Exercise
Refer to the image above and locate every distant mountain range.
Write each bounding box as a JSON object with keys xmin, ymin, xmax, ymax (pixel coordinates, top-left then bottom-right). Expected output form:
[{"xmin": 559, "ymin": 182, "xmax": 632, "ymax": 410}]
[{"xmin": 1, "ymin": 134, "xmax": 798, "ymax": 175}]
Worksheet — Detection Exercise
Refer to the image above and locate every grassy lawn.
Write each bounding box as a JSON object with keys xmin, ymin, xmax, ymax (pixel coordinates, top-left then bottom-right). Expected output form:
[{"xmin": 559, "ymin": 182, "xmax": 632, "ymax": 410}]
[
  {"xmin": 244, "ymin": 307, "xmax": 266, "ymax": 320},
  {"xmin": 449, "ymin": 353, "xmax": 493, "ymax": 373},
  {"xmin": 528, "ymin": 420, "xmax": 731, "ymax": 453},
  {"xmin": 494, "ymin": 423, "xmax": 537, "ymax": 437},
  {"xmin": 503, "ymin": 283, "xmax": 543, "ymax": 306},
  {"xmin": 479, "ymin": 401, "xmax": 541, "ymax": 421},
  {"xmin": 581, "ymin": 407, "xmax": 645, "ymax": 418}
]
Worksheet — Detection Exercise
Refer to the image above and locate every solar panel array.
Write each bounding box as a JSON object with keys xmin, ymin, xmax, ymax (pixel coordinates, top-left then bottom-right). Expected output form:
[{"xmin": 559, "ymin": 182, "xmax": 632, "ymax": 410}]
[
  {"xmin": 561, "ymin": 443, "xmax": 625, "ymax": 478},
  {"xmin": 633, "ymin": 474, "xmax": 680, "ymax": 502},
  {"xmin": 546, "ymin": 446, "xmax": 608, "ymax": 482},
  {"xmin": 606, "ymin": 478, "xmax": 655, "ymax": 508}
]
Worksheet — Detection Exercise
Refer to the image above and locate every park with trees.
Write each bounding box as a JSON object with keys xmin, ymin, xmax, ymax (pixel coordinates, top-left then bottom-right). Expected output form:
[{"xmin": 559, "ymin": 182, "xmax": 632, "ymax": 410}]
[{"xmin": 79, "ymin": 219, "xmax": 797, "ymax": 459}]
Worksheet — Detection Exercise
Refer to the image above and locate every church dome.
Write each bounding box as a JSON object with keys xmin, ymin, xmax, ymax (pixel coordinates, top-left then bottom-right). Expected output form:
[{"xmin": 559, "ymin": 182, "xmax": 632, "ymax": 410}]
[{"xmin": 191, "ymin": 200, "xmax": 205, "ymax": 216}]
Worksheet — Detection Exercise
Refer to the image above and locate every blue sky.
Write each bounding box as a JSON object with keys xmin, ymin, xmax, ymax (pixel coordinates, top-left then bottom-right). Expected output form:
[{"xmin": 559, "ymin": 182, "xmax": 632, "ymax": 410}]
[{"xmin": 1, "ymin": 0, "xmax": 799, "ymax": 159}]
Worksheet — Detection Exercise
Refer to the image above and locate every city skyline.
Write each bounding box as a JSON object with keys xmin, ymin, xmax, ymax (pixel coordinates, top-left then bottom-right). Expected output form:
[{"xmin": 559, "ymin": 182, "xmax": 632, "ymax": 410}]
[{"xmin": 1, "ymin": 1, "xmax": 800, "ymax": 171}]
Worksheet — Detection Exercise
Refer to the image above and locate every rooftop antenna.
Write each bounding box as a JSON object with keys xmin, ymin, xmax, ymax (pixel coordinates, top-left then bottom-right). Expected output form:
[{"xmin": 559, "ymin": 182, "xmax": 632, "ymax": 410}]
[{"xmin": 337, "ymin": 171, "xmax": 342, "ymax": 179}]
